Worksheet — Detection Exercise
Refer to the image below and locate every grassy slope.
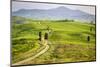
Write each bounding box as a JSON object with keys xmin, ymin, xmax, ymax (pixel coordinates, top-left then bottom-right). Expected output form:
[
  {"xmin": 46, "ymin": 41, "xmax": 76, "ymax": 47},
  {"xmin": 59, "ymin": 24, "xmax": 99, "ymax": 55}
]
[{"xmin": 12, "ymin": 16, "xmax": 96, "ymax": 64}]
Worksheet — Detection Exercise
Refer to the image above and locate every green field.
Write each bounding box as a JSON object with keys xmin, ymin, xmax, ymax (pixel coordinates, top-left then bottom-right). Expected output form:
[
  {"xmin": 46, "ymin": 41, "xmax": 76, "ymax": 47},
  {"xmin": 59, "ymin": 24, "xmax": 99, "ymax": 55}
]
[{"xmin": 12, "ymin": 16, "xmax": 96, "ymax": 65}]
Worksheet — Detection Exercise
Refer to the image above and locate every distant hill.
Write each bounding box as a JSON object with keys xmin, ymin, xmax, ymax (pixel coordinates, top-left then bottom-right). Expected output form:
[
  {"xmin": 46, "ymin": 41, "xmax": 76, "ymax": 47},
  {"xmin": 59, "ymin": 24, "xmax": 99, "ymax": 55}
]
[{"xmin": 12, "ymin": 6, "xmax": 95, "ymax": 22}]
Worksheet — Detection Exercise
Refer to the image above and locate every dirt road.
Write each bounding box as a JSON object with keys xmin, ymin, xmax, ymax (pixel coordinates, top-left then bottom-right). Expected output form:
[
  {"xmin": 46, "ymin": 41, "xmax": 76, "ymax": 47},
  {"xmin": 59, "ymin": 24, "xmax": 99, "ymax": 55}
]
[{"xmin": 12, "ymin": 40, "xmax": 49, "ymax": 66}]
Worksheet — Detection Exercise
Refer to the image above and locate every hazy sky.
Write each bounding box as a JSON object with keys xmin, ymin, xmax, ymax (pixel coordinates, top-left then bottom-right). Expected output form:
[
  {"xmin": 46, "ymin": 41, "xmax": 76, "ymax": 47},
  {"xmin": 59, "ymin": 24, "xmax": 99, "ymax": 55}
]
[{"xmin": 12, "ymin": 1, "xmax": 95, "ymax": 15}]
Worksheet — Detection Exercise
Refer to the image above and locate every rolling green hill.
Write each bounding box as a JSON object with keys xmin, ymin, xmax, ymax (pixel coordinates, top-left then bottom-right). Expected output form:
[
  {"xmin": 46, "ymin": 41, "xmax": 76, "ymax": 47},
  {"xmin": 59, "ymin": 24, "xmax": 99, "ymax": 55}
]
[{"xmin": 12, "ymin": 16, "xmax": 96, "ymax": 65}]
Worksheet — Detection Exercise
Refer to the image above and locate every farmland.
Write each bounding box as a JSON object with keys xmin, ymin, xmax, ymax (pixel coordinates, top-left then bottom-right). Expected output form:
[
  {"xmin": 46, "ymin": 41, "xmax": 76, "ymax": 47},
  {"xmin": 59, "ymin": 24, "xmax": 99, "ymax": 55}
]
[{"xmin": 12, "ymin": 16, "xmax": 96, "ymax": 65}]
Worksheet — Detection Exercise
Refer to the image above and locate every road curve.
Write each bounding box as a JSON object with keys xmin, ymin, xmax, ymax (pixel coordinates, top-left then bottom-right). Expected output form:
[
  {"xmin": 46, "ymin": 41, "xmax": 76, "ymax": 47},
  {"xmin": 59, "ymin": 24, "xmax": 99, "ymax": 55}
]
[{"xmin": 12, "ymin": 40, "xmax": 49, "ymax": 66}]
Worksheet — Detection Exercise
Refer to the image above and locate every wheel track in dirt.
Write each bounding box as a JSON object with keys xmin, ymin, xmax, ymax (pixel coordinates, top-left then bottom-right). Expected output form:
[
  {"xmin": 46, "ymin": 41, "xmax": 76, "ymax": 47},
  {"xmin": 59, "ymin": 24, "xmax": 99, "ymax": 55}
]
[{"xmin": 12, "ymin": 40, "xmax": 49, "ymax": 66}]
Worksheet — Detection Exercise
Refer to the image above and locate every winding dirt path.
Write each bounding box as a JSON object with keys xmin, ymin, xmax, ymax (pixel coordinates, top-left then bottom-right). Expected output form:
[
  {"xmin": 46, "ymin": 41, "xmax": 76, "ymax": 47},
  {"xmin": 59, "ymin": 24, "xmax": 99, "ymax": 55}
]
[{"xmin": 12, "ymin": 40, "xmax": 49, "ymax": 66}]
